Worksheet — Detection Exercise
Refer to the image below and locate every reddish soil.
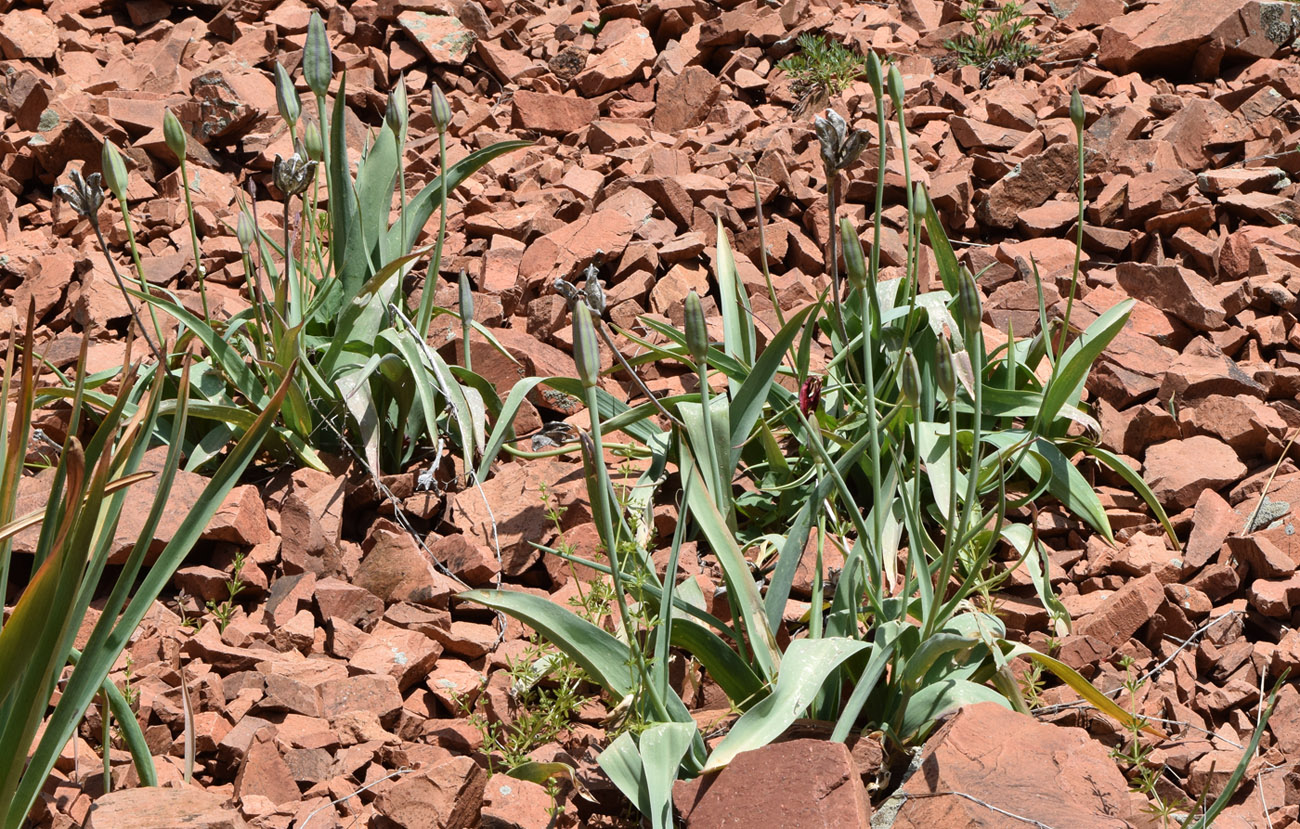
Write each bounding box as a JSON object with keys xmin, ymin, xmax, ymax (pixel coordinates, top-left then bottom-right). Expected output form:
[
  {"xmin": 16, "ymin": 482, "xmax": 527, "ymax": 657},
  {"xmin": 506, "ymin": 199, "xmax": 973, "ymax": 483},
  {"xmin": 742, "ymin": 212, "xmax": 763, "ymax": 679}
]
[{"xmin": 5, "ymin": 0, "xmax": 1300, "ymax": 826}]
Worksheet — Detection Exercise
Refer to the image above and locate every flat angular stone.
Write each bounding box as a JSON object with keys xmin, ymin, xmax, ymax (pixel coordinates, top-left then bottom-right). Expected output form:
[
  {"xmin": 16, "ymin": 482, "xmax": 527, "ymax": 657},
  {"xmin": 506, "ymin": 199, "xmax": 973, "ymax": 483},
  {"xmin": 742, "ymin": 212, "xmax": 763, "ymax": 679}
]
[
  {"xmin": 1115, "ymin": 263, "xmax": 1226, "ymax": 332},
  {"xmin": 399, "ymin": 11, "xmax": 473, "ymax": 64},
  {"xmin": 374, "ymin": 755, "xmax": 487, "ymax": 829},
  {"xmin": 510, "ymin": 90, "xmax": 598, "ymax": 136},
  {"xmin": 85, "ymin": 788, "xmax": 248, "ymax": 829},
  {"xmin": 674, "ymin": 738, "xmax": 871, "ymax": 827},
  {"xmin": 1098, "ymin": 0, "xmax": 1295, "ymax": 77},
  {"xmin": 890, "ymin": 703, "xmax": 1134, "ymax": 828},
  {"xmin": 1144, "ymin": 436, "xmax": 1247, "ymax": 510},
  {"xmin": 1059, "ymin": 573, "xmax": 1165, "ymax": 667}
]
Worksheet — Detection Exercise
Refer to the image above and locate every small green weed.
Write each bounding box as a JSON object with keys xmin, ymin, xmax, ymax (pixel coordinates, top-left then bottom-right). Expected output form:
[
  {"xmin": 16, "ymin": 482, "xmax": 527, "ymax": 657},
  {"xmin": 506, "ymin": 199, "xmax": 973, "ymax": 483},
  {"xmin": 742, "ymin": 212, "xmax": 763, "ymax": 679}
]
[
  {"xmin": 1108, "ymin": 656, "xmax": 1186, "ymax": 826},
  {"xmin": 205, "ymin": 549, "xmax": 248, "ymax": 634},
  {"xmin": 778, "ymin": 33, "xmax": 868, "ymax": 116},
  {"xmin": 944, "ymin": 0, "xmax": 1041, "ymax": 82}
]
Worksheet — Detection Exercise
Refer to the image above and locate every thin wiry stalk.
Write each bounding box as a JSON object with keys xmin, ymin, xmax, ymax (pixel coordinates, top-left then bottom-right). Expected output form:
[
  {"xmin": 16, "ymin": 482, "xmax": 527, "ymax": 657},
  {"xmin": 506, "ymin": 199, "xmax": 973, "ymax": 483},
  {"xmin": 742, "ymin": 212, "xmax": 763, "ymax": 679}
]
[
  {"xmin": 742, "ymin": 163, "xmax": 784, "ymax": 329},
  {"xmin": 175, "ymin": 155, "xmax": 210, "ymax": 322},
  {"xmin": 415, "ymin": 128, "xmax": 450, "ymax": 338},
  {"xmin": 88, "ymin": 224, "xmax": 166, "ymax": 367},
  {"xmin": 1057, "ymin": 103, "xmax": 1088, "ymax": 357}
]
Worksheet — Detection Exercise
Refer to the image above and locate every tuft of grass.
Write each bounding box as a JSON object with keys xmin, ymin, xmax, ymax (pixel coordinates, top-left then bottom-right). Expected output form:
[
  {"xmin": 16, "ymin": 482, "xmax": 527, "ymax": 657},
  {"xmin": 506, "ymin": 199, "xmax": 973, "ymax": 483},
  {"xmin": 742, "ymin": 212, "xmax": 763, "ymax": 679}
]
[
  {"xmin": 778, "ymin": 33, "xmax": 868, "ymax": 116},
  {"xmin": 944, "ymin": 0, "xmax": 1041, "ymax": 83}
]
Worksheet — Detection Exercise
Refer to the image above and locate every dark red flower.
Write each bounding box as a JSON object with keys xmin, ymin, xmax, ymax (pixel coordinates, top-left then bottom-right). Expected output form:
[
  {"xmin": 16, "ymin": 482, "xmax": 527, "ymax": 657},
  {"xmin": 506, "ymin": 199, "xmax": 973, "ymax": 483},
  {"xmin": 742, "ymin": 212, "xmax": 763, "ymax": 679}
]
[{"xmin": 799, "ymin": 376, "xmax": 822, "ymax": 417}]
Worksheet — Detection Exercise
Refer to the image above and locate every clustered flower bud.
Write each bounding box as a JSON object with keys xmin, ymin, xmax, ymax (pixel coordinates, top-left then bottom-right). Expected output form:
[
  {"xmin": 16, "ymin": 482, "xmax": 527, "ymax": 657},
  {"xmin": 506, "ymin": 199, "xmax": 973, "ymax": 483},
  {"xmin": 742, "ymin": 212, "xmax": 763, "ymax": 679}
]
[
  {"xmin": 100, "ymin": 141, "xmax": 129, "ymax": 202},
  {"xmin": 275, "ymin": 62, "xmax": 301, "ymax": 128},
  {"xmin": 840, "ymin": 217, "xmax": 866, "ymax": 291},
  {"xmin": 53, "ymin": 168, "xmax": 105, "ymax": 229},
  {"xmin": 272, "ymin": 152, "xmax": 319, "ymax": 200},
  {"xmin": 813, "ymin": 109, "xmax": 867, "ymax": 173}
]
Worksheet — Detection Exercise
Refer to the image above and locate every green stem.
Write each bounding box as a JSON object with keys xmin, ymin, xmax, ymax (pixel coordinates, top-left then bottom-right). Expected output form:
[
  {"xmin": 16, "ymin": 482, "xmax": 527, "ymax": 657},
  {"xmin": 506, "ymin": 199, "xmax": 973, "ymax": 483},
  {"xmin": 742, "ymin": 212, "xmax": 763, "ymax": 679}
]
[
  {"xmin": 115, "ymin": 205, "xmax": 166, "ymax": 352},
  {"xmin": 176, "ymin": 157, "xmax": 210, "ymax": 322},
  {"xmin": 1058, "ymin": 119, "xmax": 1087, "ymax": 357},
  {"xmin": 582, "ymin": 389, "xmax": 669, "ymax": 723},
  {"xmin": 89, "ymin": 224, "xmax": 166, "ymax": 367},
  {"xmin": 415, "ymin": 129, "xmax": 449, "ymax": 339}
]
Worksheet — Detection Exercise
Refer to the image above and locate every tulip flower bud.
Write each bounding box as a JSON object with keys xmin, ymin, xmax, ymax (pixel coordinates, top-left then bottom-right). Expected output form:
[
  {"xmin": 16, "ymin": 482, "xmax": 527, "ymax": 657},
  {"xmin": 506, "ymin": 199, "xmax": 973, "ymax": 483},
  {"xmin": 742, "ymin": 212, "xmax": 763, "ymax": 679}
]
[
  {"xmin": 684, "ymin": 290, "xmax": 708, "ymax": 364},
  {"xmin": 236, "ymin": 211, "xmax": 256, "ymax": 251},
  {"xmin": 163, "ymin": 109, "xmax": 186, "ymax": 162},
  {"xmin": 101, "ymin": 141, "xmax": 129, "ymax": 201},
  {"xmin": 274, "ymin": 62, "xmax": 301, "ymax": 128},
  {"xmin": 1069, "ymin": 88, "xmax": 1085, "ymax": 130},
  {"xmin": 936, "ymin": 337, "xmax": 956, "ymax": 402},
  {"xmin": 431, "ymin": 82, "xmax": 452, "ymax": 133},
  {"xmin": 866, "ymin": 51, "xmax": 883, "ymax": 96},
  {"xmin": 385, "ymin": 74, "xmax": 408, "ymax": 136},
  {"xmin": 303, "ymin": 12, "xmax": 332, "ymax": 98},
  {"xmin": 887, "ymin": 64, "xmax": 904, "ymax": 111},
  {"xmin": 303, "ymin": 121, "xmax": 323, "ymax": 161},
  {"xmin": 899, "ymin": 348, "xmax": 922, "ymax": 407},
  {"xmin": 458, "ymin": 269, "xmax": 474, "ymax": 323},
  {"xmin": 956, "ymin": 267, "xmax": 982, "ymax": 332},
  {"xmin": 840, "ymin": 217, "xmax": 866, "ymax": 292},
  {"xmin": 573, "ymin": 302, "xmax": 601, "ymax": 390}
]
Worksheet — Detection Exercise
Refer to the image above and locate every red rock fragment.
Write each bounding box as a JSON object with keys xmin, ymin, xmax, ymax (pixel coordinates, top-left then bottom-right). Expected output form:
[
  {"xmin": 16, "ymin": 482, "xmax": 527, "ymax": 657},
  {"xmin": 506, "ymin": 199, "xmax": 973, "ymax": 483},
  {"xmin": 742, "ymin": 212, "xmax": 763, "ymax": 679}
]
[
  {"xmin": 890, "ymin": 704, "xmax": 1134, "ymax": 828},
  {"xmin": 674, "ymin": 739, "xmax": 871, "ymax": 827},
  {"xmin": 1059, "ymin": 573, "xmax": 1165, "ymax": 668},
  {"xmin": 374, "ymin": 756, "xmax": 487, "ymax": 829},
  {"xmin": 481, "ymin": 774, "xmax": 555, "ymax": 829},
  {"xmin": 510, "ymin": 90, "xmax": 599, "ymax": 136},
  {"xmin": 1144, "ymin": 436, "xmax": 1247, "ymax": 511},
  {"xmin": 85, "ymin": 788, "xmax": 247, "ymax": 829}
]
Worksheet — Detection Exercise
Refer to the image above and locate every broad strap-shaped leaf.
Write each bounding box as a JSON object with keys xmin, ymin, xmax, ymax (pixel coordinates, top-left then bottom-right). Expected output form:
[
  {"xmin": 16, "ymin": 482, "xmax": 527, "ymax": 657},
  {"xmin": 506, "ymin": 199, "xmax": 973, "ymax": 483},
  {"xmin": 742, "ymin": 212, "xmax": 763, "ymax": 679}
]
[
  {"xmin": 669, "ymin": 618, "xmax": 765, "ymax": 709},
  {"xmin": 459, "ymin": 589, "xmax": 635, "ymax": 698},
  {"xmin": 640, "ymin": 723, "xmax": 697, "ymax": 829},
  {"xmin": 726, "ymin": 302, "xmax": 817, "ymax": 469},
  {"xmin": 683, "ymin": 459, "xmax": 781, "ymax": 681},
  {"xmin": 9, "ymin": 362, "xmax": 297, "ymax": 823},
  {"xmin": 919, "ymin": 183, "xmax": 962, "ymax": 296},
  {"xmin": 714, "ymin": 218, "xmax": 755, "ymax": 391},
  {"xmin": 899, "ymin": 678, "xmax": 1008, "ymax": 744},
  {"xmin": 1035, "ymin": 299, "xmax": 1132, "ymax": 430},
  {"xmin": 704, "ymin": 637, "xmax": 867, "ymax": 772},
  {"xmin": 1082, "ymin": 445, "xmax": 1179, "ymax": 549},
  {"xmin": 389, "ymin": 141, "xmax": 532, "ymax": 256},
  {"xmin": 1002, "ymin": 643, "xmax": 1166, "ymax": 739}
]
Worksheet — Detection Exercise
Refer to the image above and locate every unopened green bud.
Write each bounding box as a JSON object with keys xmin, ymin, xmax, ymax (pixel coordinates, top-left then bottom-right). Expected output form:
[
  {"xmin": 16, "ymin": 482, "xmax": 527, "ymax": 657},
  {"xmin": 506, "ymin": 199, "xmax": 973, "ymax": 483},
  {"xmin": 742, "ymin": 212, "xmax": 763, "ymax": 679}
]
[
  {"xmin": 458, "ymin": 269, "xmax": 474, "ymax": 322},
  {"xmin": 236, "ymin": 211, "xmax": 255, "ymax": 251},
  {"xmin": 936, "ymin": 337, "xmax": 956, "ymax": 402},
  {"xmin": 956, "ymin": 266, "xmax": 982, "ymax": 332},
  {"xmin": 303, "ymin": 12, "xmax": 332, "ymax": 98},
  {"xmin": 866, "ymin": 51, "xmax": 883, "ymax": 96},
  {"xmin": 1070, "ymin": 88, "xmax": 1085, "ymax": 130},
  {"xmin": 887, "ymin": 65, "xmax": 904, "ymax": 110},
  {"xmin": 385, "ymin": 74, "xmax": 408, "ymax": 136},
  {"xmin": 101, "ymin": 141, "xmax": 129, "ymax": 201},
  {"xmin": 431, "ymin": 82, "xmax": 452, "ymax": 133},
  {"xmin": 573, "ymin": 302, "xmax": 601, "ymax": 390},
  {"xmin": 274, "ymin": 62, "xmax": 301, "ymax": 128},
  {"xmin": 899, "ymin": 348, "xmax": 921, "ymax": 407},
  {"xmin": 163, "ymin": 109, "xmax": 186, "ymax": 161},
  {"xmin": 684, "ymin": 290, "xmax": 708, "ymax": 364},
  {"xmin": 840, "ymin": 217, "xmax": 866, "ymax": 291},
  {"xmin": 302, "ymin": 121, "xmax": 323, "ymax": 161}
]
